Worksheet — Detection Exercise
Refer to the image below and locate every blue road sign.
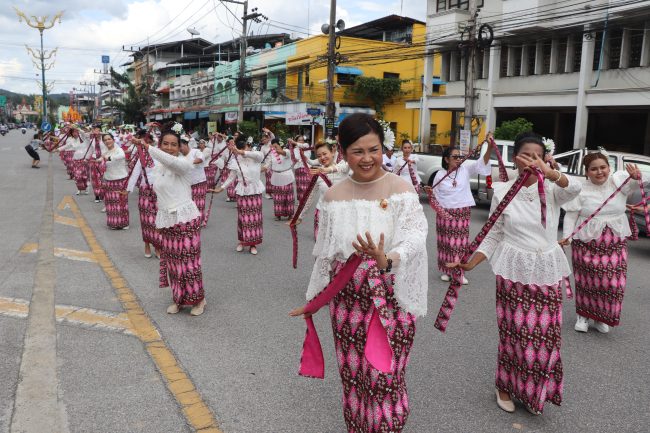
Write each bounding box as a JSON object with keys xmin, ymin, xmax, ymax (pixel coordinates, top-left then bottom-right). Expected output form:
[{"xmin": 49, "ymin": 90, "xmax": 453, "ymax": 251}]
[
  {"xmin": 102, "ymin": 55, "xmax": 110, "ymax": 64},
  {"xmin": 41, "ymin": 122, "xmax": 52, "ymax": 132},
  {"xmin": 307, "ymin": 108, "xmax": 321, "ymax": 116}
]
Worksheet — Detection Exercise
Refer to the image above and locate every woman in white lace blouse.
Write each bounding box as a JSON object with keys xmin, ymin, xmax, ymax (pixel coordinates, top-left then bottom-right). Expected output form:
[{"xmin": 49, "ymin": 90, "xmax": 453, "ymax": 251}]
[
  {"xmin": 561, "ymin": 152, "xmax": 644, "ymax": 334},
  {"xmin": 290, "ymin": 113, "xmax": 428, "ymax": 433},
  {"xmin": 448, "ymin": 132, "xmax": 581, "ymax": 415},
  {"xmin": 136, "ymin": 126, "xmax": 206, "ymax": 317}
]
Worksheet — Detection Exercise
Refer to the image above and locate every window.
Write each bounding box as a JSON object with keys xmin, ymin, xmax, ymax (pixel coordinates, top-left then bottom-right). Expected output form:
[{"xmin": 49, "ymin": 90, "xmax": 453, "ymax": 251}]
[
  {"xmin": 542, "ymin": 40, "xmax": 552, "ymax": 74},
  {"xmin": 513, "ymin": 46, "xmax": 522, "ymax": 76},
  {"xmin": 527, "ymin": 44, "xmax": 537, "ymax": 75},
  {"xmin": 383, "ymin": 72, "xmax": 400, "ymax": 79},
  {"xmin": 437, "ymin": 0, "xmax": 483, "ymax": 11},
  {"xmin": 500, "ymin": 45, "xmax": 509, "ymax": 77},
  {"xmin": 557, "ymin": 39, "xmax": 567, "ymax": 73},
  {"xmin": 475, "ymin": 48, "xmax": 484, "ymax": 78},
  {"xmin": 430, "ymin": 124, "xmax": 438, "ymax": 142},
  {"xmin": 608, "ymin": 29, "xmax": 623, "ymax": 69},
  {"xmin": 593, "ymin": 32, "xmax": 604, "ymax": 70},
  {"xmin": 573, "ymin": 34, "xmax": 583, "ymax": 72},
  {"xmin": 336, "ymin": 73, "xmax": 356, "ymax": 85},
  {"xmin": 305, "ymin": 65, "xmax": 310, "ymax": 86},
  {"xmin": 629, "ymin": 29, "xmax": 644, "ymax": 67}
]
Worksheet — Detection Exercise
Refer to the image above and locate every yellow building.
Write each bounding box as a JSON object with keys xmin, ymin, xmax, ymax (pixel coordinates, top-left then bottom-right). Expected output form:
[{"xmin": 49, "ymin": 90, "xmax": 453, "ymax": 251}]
[{"xmin": 212, "ymin": 15, "xmax": 452, "ymax": 147}]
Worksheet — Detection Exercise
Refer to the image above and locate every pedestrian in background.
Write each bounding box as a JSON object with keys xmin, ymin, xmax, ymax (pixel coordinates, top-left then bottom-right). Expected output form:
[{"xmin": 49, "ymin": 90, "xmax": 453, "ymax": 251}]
[{"xmin": 25, "ymin": 132, "xmax": 42, "ymax": 168}]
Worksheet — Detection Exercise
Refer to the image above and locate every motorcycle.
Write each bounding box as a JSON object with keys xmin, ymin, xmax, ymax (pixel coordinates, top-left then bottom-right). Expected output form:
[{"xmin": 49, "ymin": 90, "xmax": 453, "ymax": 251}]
[
  {"xmin": 21, "ymin": 127, "xmax": 27, "ymax": 134},
  {"xmin": 0, "ymin": 130, "xmax": 6, "ymax": 136}
]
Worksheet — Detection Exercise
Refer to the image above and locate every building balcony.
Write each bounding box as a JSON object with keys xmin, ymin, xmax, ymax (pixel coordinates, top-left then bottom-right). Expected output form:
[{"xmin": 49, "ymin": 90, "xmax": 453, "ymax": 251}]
[{"xmin": 426, "ymin": 9, "xmax": 471, "ymax": 46}]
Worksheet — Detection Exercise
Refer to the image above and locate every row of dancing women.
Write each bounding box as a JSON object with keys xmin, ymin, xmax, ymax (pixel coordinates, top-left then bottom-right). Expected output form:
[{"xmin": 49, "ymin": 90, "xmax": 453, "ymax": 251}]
[{"xmin": 48, "ymin": 114, "xmax": 647, "ymax": 432}]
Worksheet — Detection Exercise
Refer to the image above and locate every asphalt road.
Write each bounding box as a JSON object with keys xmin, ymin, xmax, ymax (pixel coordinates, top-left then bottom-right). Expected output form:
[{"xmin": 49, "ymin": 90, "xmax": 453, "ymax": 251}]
[{"xmin": 0, "ymin": 129, "xmax": 649, "ymax": 433}]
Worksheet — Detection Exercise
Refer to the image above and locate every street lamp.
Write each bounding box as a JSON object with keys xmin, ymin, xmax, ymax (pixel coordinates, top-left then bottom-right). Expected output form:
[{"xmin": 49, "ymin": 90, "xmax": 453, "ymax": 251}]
[{"xmin": 14, "ymin": 7, "xmax": 64, "ymax": 129}]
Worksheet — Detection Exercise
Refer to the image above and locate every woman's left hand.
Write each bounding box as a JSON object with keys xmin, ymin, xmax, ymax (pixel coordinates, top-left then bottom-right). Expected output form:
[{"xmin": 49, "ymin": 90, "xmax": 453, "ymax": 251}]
[
  {"xmin": 289, "ymin": 305, "xmax": 312, "ymax": 319},
  {"xmin": 352, "ymin": 232, "xmax": 388, "ymax": 269},
  {"xmin": 626, "ymin": 163, "xmax": 641, "ymax": 180}
]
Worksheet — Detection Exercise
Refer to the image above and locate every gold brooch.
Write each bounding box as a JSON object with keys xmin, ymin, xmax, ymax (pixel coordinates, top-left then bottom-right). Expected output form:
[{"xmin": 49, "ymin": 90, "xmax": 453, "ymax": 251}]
[{"xmin": 379, "ymin": 199, "xmax": 388, "ymax": 210}]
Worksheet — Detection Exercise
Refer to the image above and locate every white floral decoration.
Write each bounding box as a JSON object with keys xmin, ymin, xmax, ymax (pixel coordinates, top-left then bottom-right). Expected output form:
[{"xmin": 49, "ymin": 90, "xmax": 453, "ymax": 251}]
[
  {"xmin": 542, "ymin": 137, "xmax": 555, "ymax": 156},
  {"xmin": 325, "ymin": 138, "xmax": 337, "ymax": 146},
  {"xmin": 377, "ymin": 119, "xmax": 395, "ymax": 151},
  {"xmin": 597, "ymin": 146, "xmax": 610, "ymax": 157},
  {"xmin": 171, "ymin": 122, "xmax": 184, "ymax": 134}
]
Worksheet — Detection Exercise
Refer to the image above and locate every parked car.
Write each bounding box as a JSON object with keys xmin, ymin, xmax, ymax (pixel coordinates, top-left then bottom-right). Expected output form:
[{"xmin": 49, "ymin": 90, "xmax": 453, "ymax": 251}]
[
  {"xmin": 554, "ymin": 148, "xmax": 650, "ymax": 235},
  {"xmin": 413, "ymin": 144, "xmax": 445, "ymax": 187}
]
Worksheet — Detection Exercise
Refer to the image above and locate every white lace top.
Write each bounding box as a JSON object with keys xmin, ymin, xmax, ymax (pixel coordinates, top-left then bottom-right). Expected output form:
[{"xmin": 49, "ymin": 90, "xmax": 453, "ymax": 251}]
[
  {"xmin": 59, "ymin": 137, "xmax": 87, "ymax": 160},
  {"xmin": 395, "ymin": 155, "xmax": 422, "ymax": 184},
  {"xmin": 433, "ymin": 159, "xmax": 491, "ymax": 209},
  {"xmin": 306, "ymin": 173, "xmax": 429, "ymax": 317},
  {"xmin": 562, "ymin": 171, "xmax": 646, "ymax": 241},
  {"xmin": 126, "ymin": 160, "xmax": 156, "ymax": 192},
  {"xmin": 476, "ymin": 176, "xmax": 581, "ymax": 285},
  {"xmin": 221, "ymin": 151, "xmax": 266, "ymax": 196},
  {"xmin": 148, "ymin": 146, "xmax": 200, "ymax": 228},
  {"xmin": 103, "ymin": 147, "xmax": 128, "ymax": 181},
  {"xmin": 270, "ymin": 151, "xmax": 295, "ymax": 186},
  {"xmin": 299, "ymin": 163, "xmax": 350, "ymax": 219},
  {"xmin": 184, "ymin": 148, "xmax": 207, "ymax": 185}
]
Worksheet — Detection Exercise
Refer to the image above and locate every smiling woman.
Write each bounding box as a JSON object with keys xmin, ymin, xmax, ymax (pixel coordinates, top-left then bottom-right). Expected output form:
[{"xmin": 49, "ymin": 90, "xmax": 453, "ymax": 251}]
[{"xmin": 290, "ymin": 113, "xmax": 429, "ymax": 433}]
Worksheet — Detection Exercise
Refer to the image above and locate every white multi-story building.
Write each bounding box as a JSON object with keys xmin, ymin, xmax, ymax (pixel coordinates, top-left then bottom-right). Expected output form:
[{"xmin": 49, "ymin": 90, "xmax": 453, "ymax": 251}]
[{"xmin": 413, "ymin": 0, "xmax": 650, "ymax": 154}]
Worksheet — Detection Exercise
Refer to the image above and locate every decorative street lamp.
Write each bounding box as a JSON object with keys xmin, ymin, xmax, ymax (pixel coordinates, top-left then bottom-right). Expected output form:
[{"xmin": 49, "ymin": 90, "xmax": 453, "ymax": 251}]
[{"xmin": 14, "ymin": 7, "xmax": 64, "ymax": 129}]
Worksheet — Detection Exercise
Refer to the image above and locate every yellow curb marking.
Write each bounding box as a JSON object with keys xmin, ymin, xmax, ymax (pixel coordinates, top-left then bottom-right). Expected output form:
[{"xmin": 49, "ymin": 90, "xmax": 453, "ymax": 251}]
[
  {"xmin": 63, "ymin": 196, "xmax": 222, "ymax": 433},
  {"xmin": 54, "ymin": 214, "xmax": 80, "ymax": 227},
  {"xmin": 19, "ymin": 243, "xmax": 98, "ymax": 263},
  {"xmin": 0, "ymin": 296, "xmax": 133, "ymax": 334}
]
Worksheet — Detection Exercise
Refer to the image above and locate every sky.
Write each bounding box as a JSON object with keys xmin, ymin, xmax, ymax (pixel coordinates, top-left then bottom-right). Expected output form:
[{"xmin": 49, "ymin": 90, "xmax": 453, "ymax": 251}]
[{"xmin": 0, "ymin": 0, "xmax": 427, "ymax": 97}]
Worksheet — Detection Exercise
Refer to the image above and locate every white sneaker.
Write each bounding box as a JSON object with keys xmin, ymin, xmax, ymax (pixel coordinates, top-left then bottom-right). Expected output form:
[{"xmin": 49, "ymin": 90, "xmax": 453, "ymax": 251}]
[
  {"xmin": 76, "ymin": 190, "xmax": 81, "ymax": 195},
  {"xmin": 166, "ymin": 303, "xmax": 180, "ymax": 314},
  {"xmin": 462, "ymin": 277, "xmax": 469, "ymax": 285},
  {"xmin": 100, "ymin": 207, "xmax": 106, "ymax": 213},
  {"xmin": 593, "ymin": 321, "xmax": 610, "ymax": 334},
  {"xmin": 82, "ymin": 189, "xmax": 89, "ymax": 195},
  {"xmin": 574, "ymin": 316, "xmax": 589, "ymax": 333},
  {"xmin": 440, "ymin": 274, "xmax": 450, "ymax": 282},
  {"xmin": 250, "ymin": 246, "xmax": 258, "ymax": 255},
  {"xmin": 236, "ymin": 244, "xmax": 243, "ymax": 252},
  {"xmin": 265, "ymin": 194, "xmax": 272, "ymax": 199},
  {"xmin": 122, "ymin": 225, "xmax": 129, "ymax": 230}
]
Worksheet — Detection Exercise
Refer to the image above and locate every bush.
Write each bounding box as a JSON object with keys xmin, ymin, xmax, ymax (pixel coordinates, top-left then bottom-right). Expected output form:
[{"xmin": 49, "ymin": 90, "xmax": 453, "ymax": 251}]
[
  {"xmin": 237, "ymin": 120, "xmax": 260, "ymax": 142},
  {"xmin": 494, "ymin": 118, "xmax": 534, "ymax": 140}
]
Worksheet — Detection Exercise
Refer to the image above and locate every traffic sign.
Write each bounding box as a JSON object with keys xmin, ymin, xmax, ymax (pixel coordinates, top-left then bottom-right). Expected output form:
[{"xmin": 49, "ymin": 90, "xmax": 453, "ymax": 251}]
[
  {"xmin": 102, "ymin": 55, "xmax": 110, "ymax": 64},
  {"xmin": 306, "ymin": 108, "xmax": 321, "ymax": 116},
  {"xmin": 41, "ymin": 122, "xmax": 52, "ymax": 132}
]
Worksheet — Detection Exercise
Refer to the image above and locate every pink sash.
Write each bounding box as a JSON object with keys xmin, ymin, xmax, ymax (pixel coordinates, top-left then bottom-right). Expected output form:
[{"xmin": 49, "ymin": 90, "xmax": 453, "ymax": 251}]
[
  {"xmin": 290, "ymin": 171, "xmax": 332, "ymax": 268},
  {"xmin": 298, "ymin": 254, "xmax": 394, "ymax": 379},
  {"xmin": 435, "ymin": 170, "xmax": 548, "ymax": 332}
]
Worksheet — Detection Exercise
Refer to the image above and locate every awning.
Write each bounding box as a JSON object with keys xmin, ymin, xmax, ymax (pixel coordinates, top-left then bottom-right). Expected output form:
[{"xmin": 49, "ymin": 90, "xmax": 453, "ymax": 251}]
[
  {"xmin": 420, "ymin": 76, "xmax": 447, "ymax": 85},
  {"xmin": 156, "ymin": 86, "xmax": 170, "ymax": 94},
  {"xmin": 335, "ymin": 66, "xmax": 363, "ymax": 75},
  {"xmin": 198, "ymin": 111, "xmax": 210, "ymax": 118},
  {"xmin": 184, "ymin": 111, "xmax": 198, "ymax": 120}
]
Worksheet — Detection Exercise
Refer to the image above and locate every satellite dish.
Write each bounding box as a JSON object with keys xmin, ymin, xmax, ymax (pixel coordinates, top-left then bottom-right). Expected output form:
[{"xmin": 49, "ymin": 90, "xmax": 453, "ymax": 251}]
[
  {"xmin": 336, "ymin": 19, "xmax": 346, "ymax": 31},
  {"xmin": 187, "ymin": 27, "xmax": 200, "ymax": 36},
  {"xmin": 321, "ymin": 23, "xmax": 330, "ymax": 35}
]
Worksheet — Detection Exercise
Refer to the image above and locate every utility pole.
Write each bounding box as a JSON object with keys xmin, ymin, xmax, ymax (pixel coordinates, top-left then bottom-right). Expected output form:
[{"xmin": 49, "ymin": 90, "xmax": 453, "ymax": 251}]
[
  {"xmin": 221, "ymin": 0, "xmax": 265, "ymax": 128},
  {"xmin": 15, "ymin": 8, "xmax": 63, "ymax": 128},
  {"xmin": 462, "ymin": 0, "xmax": 478, "ymax": 152},
  {"xmin": 326, "ymin": 0, "xmax": 337, "ymax": 122}
]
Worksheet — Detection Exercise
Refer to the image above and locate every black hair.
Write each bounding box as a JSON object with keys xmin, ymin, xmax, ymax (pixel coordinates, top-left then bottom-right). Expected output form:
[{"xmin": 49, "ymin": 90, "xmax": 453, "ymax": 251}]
[
  {"xmin": 441, "ymin": 146, "xmax": 461, "ymax": 170},
  {"xmin": 271, "ymin": 138, "xmax": 281, "ymax": 145},
  {"xmin": 402, "ymin": 139, "xmax": 411, "ymax": 146},
  {"xmin": 513, "ymin": 131, "xmax": 546, "ymax": 157},
  {"xmin": 101, "ymin": 133, "xmax": 114, "ymax": 141},
  {"xmin": 135, "ymin": 129, "xmax": 152, "ymax": 141},
  {"xmin": 338, "ymin": 113, "xmax": 384, "ymax": 152},
  {"xmin": 160, "ymin": 122, "xmax": 181, "ymax": 144},
  {"xmin": 235, "ymin": 138, "xmax": 248, "ymax": 150}
]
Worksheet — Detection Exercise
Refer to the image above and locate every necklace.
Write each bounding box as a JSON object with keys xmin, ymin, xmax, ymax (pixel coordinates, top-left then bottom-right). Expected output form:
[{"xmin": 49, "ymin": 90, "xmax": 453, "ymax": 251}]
[
  {"xmin": 450, "ymin": 169, "xmax": 458, "ymax": 187},
  {"xmin": 350, "ymin": 172, "xmax": 390, "ymax": 210}
]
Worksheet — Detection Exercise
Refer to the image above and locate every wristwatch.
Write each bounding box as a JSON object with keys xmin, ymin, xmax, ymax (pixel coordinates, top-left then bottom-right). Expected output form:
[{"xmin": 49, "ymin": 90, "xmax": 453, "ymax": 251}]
[{"xmin": 379, "ymin": 256, "xmax": 393, "ymax": 275}]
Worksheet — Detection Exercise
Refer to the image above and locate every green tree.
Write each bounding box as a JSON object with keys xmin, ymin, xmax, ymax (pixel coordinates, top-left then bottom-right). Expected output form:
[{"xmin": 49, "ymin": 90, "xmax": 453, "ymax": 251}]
[
  {"xmin": 346, "ymin": 77, "xmax": 406, "ymax": 118},
  {"xmin": 237, "ymin": 120, "xmax": 260, "ymax": 142},
  {"xmin": 494, "ymin": 118, "xmax": 534, "ymax": 140},
  {"xmin": 107, "ymin": 67, "xmax": 148, "ymax": 124}
]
